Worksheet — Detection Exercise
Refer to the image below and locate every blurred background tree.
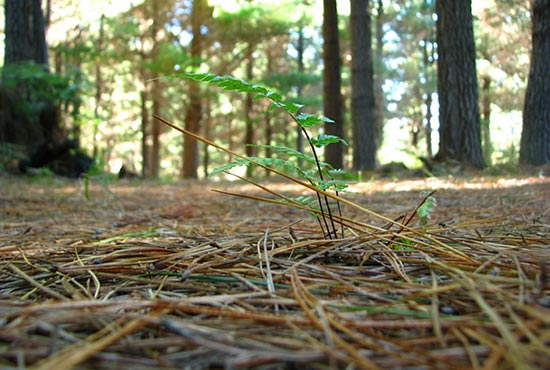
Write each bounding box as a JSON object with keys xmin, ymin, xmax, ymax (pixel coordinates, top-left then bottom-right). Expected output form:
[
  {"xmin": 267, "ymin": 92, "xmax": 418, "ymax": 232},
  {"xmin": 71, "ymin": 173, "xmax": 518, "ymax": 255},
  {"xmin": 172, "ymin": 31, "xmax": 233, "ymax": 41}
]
[{"xmin": 0, "ymin": 0, "xmax": 542, "ymax": 178}]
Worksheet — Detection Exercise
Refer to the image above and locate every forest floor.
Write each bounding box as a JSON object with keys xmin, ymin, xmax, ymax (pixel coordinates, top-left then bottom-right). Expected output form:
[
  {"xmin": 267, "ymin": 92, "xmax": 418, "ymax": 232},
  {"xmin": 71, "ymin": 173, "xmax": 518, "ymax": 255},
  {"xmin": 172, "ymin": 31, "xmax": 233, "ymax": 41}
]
[{"xmin": 0, "ymin": 173, "xmax": 549, "ymax": 369}]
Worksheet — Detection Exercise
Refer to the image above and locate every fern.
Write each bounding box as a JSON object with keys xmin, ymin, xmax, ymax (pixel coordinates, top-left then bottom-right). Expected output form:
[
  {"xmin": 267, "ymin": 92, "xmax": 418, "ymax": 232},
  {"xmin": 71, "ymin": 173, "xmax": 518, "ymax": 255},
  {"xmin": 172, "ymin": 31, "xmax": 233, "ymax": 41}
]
[{"xmin": 160, "ymin": 72, "xmax": 354, "ymax": 239}]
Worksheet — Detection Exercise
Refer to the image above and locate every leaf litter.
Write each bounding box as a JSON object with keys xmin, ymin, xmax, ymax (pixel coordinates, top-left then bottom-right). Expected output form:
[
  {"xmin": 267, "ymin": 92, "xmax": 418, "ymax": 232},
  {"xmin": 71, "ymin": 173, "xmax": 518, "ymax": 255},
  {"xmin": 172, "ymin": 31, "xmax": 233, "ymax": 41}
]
[{"xmin": 0, "ymin": 175, "xmax": 549, "ymax": 369}]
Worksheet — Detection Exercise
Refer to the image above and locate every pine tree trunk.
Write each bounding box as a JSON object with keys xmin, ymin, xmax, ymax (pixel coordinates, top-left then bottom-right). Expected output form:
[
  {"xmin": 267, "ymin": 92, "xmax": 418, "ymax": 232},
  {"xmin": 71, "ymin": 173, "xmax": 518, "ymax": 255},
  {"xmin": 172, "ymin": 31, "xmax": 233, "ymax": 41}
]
[
  {"xmin": 481, "ymin": 76, "xmax": 492, "ymax": 166},
  {"xmin": 244, "ymin": 44, "xmax": 255, "ymax": 177},
  {"xmin": 374, "ymin": 0, "xmax": 385, "ymax": 148},
  {"xmin": 351, "ymin": 0, "xmax": 376, "ymax": 171},
  {"xmin": 1, "ymin": 0, "xmax": 59, "ymax": 145},
  {"xmin": 140, "ymin": 89, "xmax": 151, "ymax": 178},
  {"xmin": 435, "ymin": 0, "xmax": 484, "ymax": 169},
  {"xmin": 296, "ymin": 28, "xmax": 305, "ymax": 167},
  {"xmin": 182, "ymin": 0, "xmax": 205, "ymax": 179},
  {"xmin": 519, "ymin": 0, "xmax": 550, "ymax": 166},
  {"xmin": 4, "ymin": 0, "xmax": 48, "ymax": 65},
  {"xmin": 150, "ymin": 0, "xmax": 161, "ymax": 179},
  {"xmin": 323, "ymin": 0, "xmax": 345, "ymax": 170}
]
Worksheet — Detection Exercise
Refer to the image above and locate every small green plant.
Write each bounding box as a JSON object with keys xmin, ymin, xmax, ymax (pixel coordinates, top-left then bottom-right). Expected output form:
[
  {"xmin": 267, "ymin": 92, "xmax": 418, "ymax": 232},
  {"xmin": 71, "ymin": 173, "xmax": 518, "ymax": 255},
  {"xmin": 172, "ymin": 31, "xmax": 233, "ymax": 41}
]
[
  {"xmin": 417, "ymin": 191, "xmax": 437, "ymax": 227},
  {"xmin": 154, "ymin": 72, "xmax": 354, "ymax": 239},
  {"xmin": 154, "ymin": 74, "xmax": 474, "ymax": 263}
]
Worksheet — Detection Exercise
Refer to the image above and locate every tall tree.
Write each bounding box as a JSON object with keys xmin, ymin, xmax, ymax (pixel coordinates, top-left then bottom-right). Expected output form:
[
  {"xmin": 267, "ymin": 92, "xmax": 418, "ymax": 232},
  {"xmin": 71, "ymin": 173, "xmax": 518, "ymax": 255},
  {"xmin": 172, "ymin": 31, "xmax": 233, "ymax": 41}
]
[
  {"xmin": 519, "ymin": 0, "xmax": 550, "ymax": 166},
  {"xmin": 323, "ymin": 0, "xmax": 345, "ymax": 169},
  {"xmin": 150, "ymin": 0, "xmax": 162, "ymax": 178},
  {"xmin": 1, "ymin": 0, "xmax": 61, "ymax": 145},
  {"xmin": 350, "ymin": 0, "xmax": 376, "ymax": 170},
  {"xmin": 373, "ymin": 0, "xmax": 386, "ymax": 149},
  {"xmin": 182, "ymin": 0, "xmax": 209, "ymax": 179},
  {"xmin": 4, "ymin": 0, "xmax": 48, "ymax": 66},
  {"xmin": 435, "ymin": 0, "xmax": 484, "ymax": 168}
]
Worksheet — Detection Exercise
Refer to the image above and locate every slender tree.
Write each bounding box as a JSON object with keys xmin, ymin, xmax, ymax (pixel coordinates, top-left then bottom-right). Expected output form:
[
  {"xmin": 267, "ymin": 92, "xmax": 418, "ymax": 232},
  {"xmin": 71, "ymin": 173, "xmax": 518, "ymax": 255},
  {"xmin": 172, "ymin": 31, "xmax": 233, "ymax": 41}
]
[
  {"xmin": 373, "ymin": 0, "xmax": 386, "ymax": 149},
  {"xmin": 350, "ymin": 0, "xmax": 376, "ymax": 171},
  {"xmin": 150, "ymin": 0, "xmax": 162, "ymax": 179},
  {"xmin": 323, "ymin": 0, "xmax": 345, "ymax": 169},
  {"xmin": 182, "ymin": 0, "xmax": 208, "ymax": 179},
  {"xmin": 435, "ymin": 0, "xmax": 484, "ymax": 168},
  {"xmin": 519, "ymin": 0, "xmax": 550, "ymax": 166}
]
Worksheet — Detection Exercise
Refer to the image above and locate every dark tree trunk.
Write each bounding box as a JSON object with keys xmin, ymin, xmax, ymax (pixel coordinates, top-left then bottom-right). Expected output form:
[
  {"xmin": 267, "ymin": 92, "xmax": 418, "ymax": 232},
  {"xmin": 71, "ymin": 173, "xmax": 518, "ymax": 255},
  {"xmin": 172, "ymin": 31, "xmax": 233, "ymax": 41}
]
[
  {"xmin": 4, "ymin": 0, "xmax": 48, "ymax": 66},
  {"xmin": 1, "ymin": 0, "xmax": 60, "ymax": 146},
  {"xmin": 422, "ymin": 38, "xmax": 435, "ymax": 160},
  {"xmin": 323, "ymin": 0, "xmax": 345, "ymax": 170},
  {"xmin": 202, "ymin": 99, "xmax": 212, "ymax": 178},
  {"xmin": 481, "ymin": 76, "xmax": 492, "ymax": 166},
  {"xmin": 435, "ymin": 0, "xmax": 484, "ymax": 169},
  {"xmin": 182, "ymin": 0, "xmax": 206, "ymax": 179},
  {"xmin": 350, "ymin": 0, "xmax": 376, "ymax": 171},
  {"xmin": 264, "ymin": 48, "xmax": 274, "ymax": 177},
  {"xmin": 140, "ymin": 88, "xmax": 151, "ymax": 178},
  {"xmin": 149, "ymin": 0, "xmax": 161, "ymax": 178},
  {"xmin": 151, "ymin": 82, "xmax": 161, "ymax": 178},
  {"xmin": 244, "ymin": 44, "xmax": 255, "ymax": 177},
  {"xmin": 374, "ymin": 0, "xmax": 385, "ymax": 148},
  {"xmin": 296, "ymin": 27, "xmax": 305, "ymax": 167},
  {"xmin": 93, "ymin": 14, "xmax": 105, "ymax": 160},
  {"xmin": 519, "ymin": 0, "xmax": 550, "ymax": 166}
]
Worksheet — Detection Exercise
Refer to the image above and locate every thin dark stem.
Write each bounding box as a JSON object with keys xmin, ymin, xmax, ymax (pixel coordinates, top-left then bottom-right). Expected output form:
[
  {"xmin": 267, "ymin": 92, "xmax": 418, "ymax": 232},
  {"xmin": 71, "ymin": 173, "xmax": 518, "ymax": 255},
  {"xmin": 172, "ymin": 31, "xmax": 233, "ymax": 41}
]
[{"xmin": 289, "ymin": 111, "xmax": 339, "ymax": 239}]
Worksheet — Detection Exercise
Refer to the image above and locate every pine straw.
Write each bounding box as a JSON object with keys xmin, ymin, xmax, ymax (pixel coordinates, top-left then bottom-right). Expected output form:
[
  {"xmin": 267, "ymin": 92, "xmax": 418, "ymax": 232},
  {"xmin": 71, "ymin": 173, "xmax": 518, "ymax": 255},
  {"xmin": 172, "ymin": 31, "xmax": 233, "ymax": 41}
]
[{"xmin": 0, "ymin": 176, "xmax": 549, "ymax": 370}]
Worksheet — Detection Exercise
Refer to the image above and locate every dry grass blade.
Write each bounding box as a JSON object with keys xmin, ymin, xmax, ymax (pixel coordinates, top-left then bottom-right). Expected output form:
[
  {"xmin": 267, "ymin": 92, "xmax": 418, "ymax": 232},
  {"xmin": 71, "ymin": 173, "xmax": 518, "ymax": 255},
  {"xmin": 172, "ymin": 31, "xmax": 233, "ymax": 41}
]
[
  {"xmin": 1, "ymin": 168, "xmax": 549, "ymax": 369},
  {"xmin": 154, "ymin": 114, "xmax": 474, "ymax": 262}
]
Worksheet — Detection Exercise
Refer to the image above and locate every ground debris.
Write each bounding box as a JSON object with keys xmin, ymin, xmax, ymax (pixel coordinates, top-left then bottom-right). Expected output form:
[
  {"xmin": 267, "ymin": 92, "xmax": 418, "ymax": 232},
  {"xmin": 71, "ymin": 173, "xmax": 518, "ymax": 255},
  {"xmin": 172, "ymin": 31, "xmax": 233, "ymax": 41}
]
[{"xmin": 1, "ymin": 176, "xmax": 549, "ymax": 369}]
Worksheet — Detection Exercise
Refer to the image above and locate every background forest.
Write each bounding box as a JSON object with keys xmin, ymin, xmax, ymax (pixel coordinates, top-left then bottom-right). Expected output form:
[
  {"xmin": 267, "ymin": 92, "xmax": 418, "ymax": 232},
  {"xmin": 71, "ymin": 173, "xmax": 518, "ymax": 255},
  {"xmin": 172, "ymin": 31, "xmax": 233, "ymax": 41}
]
[{"xmin": 0, "ymin": 0, "xmax": 546, "ymax": 180}]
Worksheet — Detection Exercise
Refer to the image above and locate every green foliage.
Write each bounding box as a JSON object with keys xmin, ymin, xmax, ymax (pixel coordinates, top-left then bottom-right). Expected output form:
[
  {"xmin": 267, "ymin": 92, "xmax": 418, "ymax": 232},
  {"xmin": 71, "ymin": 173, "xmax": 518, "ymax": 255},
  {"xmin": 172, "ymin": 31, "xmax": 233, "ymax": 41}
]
[
  {"xmin": 180, "ymin": 72, "xmax": 353, "ymax": 188},
  {"xmin": 1, "ymin": 62, "xmax": 81, "ymax": 117},
  {"xmin": 417, "ymin": 192, "xmax": 437, "ymax": 226},
  {"xmin": 169, "ymin": 72, "xmax": 355, "ymax": 238},
  {"xmin": 0, "ymin": 142, "xmax": 25, "ymax": 172}
]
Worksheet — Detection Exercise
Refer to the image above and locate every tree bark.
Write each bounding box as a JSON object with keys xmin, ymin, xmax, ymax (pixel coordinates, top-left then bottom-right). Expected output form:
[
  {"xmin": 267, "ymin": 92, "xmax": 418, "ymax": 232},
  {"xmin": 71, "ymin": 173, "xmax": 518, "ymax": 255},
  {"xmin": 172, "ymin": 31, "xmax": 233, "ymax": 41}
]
[
  {"xmin": 374, "ymin": 0, "xmax": 385, "ymax": 148},
  {"xmin": 4, "ymin": 0, "xmax": 48, "ymax": 66},
  {"xmin": 244, "ymin": 44, "xmax": 255, "ymax": 177},
  {"xmin": 481, "ymin": 76, "xmax": 492, "ymax": 166},
  {"xmin": 1, "ymin": 0, "xmax": 59, "ymax": 146},
  {"xmin": 435, "ymin": 0, "xmax": 484, "ymax": 168},
  {"xmin": 350, "ymin": 0, "xmax": 376, "ymax": 171},
  {"xmin": 519, "ymin": 0, "xmax": 550, "ymax": 166},
  {"xmin": 323, "ymin": 0, "xmax": 345, "ymax": 170},
  {"xmin": 150, "ymin": 0, "xmax": 161, "ymax": 178},
  {"xmin": 182, "ymin": 0, "xmax": 206, "ymax": 179},
  {"xmin": 296, "ymin": 27, "xmax": 305, "ymax": 167}
]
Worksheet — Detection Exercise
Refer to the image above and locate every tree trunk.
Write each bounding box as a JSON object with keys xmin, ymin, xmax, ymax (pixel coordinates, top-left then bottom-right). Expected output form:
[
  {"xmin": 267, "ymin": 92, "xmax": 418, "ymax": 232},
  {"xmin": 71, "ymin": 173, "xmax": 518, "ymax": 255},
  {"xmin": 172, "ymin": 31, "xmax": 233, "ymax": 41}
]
[
  {"xmin": 481, "ymin": 76, "xmax": 492, "ymax": 166},
  {"xmin": 151, "ymin": 82, "xmax": 161, "ymax": 178},
  {"xmin": 202, "ymin": 99, "xmax": 212, "ymax": 177},
  {"xmin": 182, "ymin": 0, "xmax": 205, "ymax": 179},
  {"xmin": 1, "ymin": 0, "xmax": 60, "ymax": 146},
  {"xmin": 374, "ymin": 0, "xmax": 385, "ymax": 148},
  {"xmin": 93, "ymin": 14, "xmax": 105, "ymax": 161},
  {"xmin": 519, "ymin": 0, "xmax": 550, "ymax": 166},
  {"xmin": 323, "ymin": 0, "xmax": 345, "ymax": 170},
  {"xmin": 149, "ymin": 0, "xmax": 161, "ymax": 178},
  {"xmin": 422, "ymin": 38, "xmax": 434, "ymax": 160},
  {"xmin": 140, "ymin": 88, "xmax": 151, "ymax": 178},
  {"xmin": 264, "ymin": 48, "xmax": 274, "ymax": 177},
  {"xmin": 350, "ymin": 0, "xmax": 376, "ymax": 171},
  {"xmin": 424, "ymin": 91, "xmax": 433, "ymax": 160},
  {"xmin": 244, "ymin": 44, "xmax": 255, "ymax": 177},
  {"xmin": 435, "ymin": 0, "xmax": 484, "ymax": 169},
  {"xmin": 4, "ymin": 0, "xmax": 48, "ymax": 66},
  {"xmin": 296, "ymin": 27, "xmax": 305, "ymax": 168}
]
